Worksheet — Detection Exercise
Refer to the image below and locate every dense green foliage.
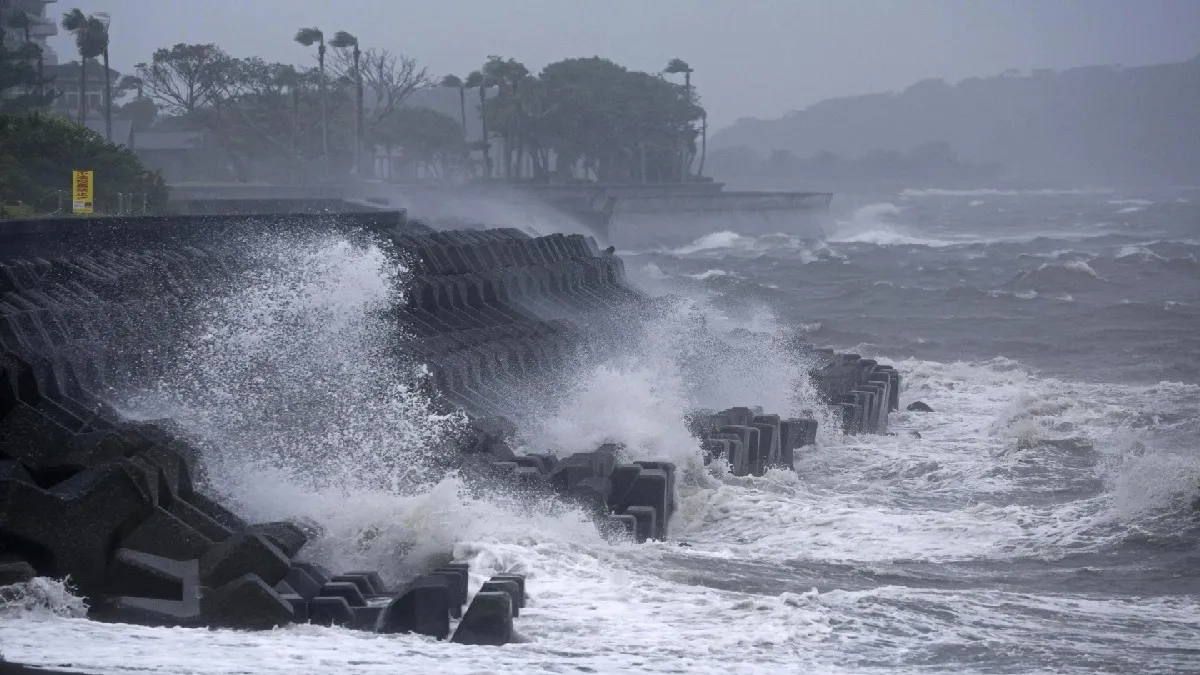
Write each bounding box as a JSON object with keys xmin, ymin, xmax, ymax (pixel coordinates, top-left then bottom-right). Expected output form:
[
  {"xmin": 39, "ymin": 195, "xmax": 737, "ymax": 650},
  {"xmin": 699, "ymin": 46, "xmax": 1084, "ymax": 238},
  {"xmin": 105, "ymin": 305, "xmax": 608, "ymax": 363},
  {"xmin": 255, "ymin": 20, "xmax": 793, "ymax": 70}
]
[
  {"xmin": 129, "ymin": 36, "xmax": 705, "ymax": 183},
  {"xmin": 475, "ymin": 55, "xmax": 703, "ymax": 182},
  {"xmin": 133, "ymin": 40, "xmax": 440, "ymax": 180},
  {"xmin": 0, "ymin": 114, "xmax": 168, "ymax": 214}
]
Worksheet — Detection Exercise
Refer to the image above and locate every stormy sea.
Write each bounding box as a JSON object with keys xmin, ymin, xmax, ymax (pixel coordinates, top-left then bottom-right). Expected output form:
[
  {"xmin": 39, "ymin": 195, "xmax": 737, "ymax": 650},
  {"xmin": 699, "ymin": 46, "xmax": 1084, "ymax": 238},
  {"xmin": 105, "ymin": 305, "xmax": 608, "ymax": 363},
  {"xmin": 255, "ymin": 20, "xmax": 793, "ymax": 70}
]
[{"xmin": 2, "ymin": 187, "xmax": 1198, "ymax": 674}]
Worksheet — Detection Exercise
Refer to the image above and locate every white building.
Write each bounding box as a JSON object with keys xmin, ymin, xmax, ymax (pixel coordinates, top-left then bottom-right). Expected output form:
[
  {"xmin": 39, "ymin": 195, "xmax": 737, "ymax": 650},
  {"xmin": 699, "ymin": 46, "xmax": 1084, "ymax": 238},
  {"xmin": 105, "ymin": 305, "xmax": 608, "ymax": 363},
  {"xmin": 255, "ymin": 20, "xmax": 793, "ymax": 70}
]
[{"xmin": 0, "ymin": 0, "xmax": 59, "ymax": 65}]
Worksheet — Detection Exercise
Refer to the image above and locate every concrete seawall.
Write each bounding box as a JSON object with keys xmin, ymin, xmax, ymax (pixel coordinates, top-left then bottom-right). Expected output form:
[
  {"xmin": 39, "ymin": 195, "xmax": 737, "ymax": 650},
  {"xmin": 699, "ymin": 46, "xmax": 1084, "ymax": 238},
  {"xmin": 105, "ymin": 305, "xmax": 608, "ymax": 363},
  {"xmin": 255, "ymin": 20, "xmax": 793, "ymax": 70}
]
[
  {"xmin": 0, "ymin": 210, "xmax": 895, "ymax": 644},
  {"xmin": 165, "ymin": 182, "xmax": 833, "ymax": 247}
]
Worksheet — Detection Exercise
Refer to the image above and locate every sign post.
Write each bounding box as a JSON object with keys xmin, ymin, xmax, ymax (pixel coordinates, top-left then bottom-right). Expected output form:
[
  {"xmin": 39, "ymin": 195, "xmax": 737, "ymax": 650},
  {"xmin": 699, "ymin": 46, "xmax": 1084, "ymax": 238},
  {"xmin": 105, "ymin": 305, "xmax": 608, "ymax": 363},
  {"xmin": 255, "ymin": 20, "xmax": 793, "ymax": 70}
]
[{"xmin": 71, "ymin": 170, "xmax": 94, "ymax": 214}]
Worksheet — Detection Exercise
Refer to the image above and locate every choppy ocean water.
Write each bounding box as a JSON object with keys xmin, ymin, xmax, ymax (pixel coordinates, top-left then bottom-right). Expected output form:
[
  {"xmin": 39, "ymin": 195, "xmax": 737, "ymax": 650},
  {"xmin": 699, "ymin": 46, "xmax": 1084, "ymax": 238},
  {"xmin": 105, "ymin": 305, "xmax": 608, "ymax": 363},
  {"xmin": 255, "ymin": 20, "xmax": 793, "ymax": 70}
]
[{"xmin": 2, "ymin": 187, "xmax": 1198, "ymax": 675}]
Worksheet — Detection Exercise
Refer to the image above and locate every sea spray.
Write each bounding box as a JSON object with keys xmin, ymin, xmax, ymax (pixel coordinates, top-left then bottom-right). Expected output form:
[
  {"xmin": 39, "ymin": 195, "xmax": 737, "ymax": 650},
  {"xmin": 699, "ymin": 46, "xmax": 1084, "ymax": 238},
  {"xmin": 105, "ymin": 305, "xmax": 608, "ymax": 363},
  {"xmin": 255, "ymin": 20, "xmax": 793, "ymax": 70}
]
[
  {"xmin": 519, "ymin": 273, "xmax": 834, "ymax": 485},
  {"xmin": 0, "ymin": 578, "xmax": 88, "ymax": 619},
  {"xmin": 111, "ymin": 232, "xmax": 480, "ymax": 579}
]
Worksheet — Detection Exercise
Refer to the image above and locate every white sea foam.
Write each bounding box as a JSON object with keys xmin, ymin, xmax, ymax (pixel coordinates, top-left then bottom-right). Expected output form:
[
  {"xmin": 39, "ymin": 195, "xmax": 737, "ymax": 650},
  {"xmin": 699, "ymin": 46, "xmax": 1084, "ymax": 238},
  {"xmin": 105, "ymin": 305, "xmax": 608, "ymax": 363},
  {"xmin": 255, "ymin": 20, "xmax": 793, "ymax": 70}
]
[
  {"xmin": 1115, "ymin": 245, "xmax": 1168, "ymax": 262},
  {"xmin": 5, "ymin": 201, "xmax": 1200, "ymax": 674},
  {"xmin": 669, "ymin": 230, "xmax": 751, "ymax": 254},
  {"xmin": 685, "ymin": 268, "xmax": 736, "ymax": 280},
  {"xmin": 827, "ymin": 203, "xmax": 955, "ymax": 247},
  {"xmin": 902, "ymin": 187, "xmax": 1116, "ymax": 197},
  {"xmin": 110, "ymin": 235, "xmax": 471, "ymax": 581},
  {"xmin": 520, "ymin": 290, "xmax": 825, "ymax": 482},
  {"xmin": 5, "ymin": 351, "xmax": 1197, "ymax": 674},
  {"xmin": 1060, "ymin": 259, "xmax": 1101, "ymax": 278}
]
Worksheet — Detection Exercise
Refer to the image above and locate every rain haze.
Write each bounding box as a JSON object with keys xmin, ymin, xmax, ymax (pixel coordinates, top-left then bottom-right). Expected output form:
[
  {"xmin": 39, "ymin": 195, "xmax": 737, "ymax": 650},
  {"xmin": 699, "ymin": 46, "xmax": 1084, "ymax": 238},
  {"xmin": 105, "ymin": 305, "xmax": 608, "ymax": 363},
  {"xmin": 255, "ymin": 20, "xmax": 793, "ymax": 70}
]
[
  {"xmin": 4, "ymin": 1, "xmax": 1200, "ymax": 674},
  {"xmin": 51, "ymin": 0, "xmax": 1200, "ymax": 129}
]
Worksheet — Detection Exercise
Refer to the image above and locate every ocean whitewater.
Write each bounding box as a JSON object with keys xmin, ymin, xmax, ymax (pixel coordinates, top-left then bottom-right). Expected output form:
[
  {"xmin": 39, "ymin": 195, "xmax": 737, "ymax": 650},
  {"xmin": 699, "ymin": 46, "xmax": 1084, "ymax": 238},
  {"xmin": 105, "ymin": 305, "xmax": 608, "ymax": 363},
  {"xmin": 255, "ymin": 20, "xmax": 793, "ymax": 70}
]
[{"xmin": 2, "ymin": 187, "xmax": 1199, "ymax": 674}]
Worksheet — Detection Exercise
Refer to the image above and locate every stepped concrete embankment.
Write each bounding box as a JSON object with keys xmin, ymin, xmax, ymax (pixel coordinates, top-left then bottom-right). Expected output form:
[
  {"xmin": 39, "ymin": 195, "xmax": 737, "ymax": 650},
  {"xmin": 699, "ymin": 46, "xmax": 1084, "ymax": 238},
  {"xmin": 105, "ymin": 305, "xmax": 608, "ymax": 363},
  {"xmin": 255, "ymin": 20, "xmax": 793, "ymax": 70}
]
[{"xmin": 0, "ymin": 210, "xmax": 896, "ymax": 643}]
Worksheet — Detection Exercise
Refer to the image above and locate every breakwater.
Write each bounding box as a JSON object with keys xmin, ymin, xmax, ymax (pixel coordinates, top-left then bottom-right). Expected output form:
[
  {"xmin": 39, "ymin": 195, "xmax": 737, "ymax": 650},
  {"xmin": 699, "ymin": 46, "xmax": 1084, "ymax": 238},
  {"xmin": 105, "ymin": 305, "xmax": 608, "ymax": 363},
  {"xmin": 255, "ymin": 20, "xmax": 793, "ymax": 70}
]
[{"xmin": 0, "ymin": 210, "xmax": 896, "ymax": 645}]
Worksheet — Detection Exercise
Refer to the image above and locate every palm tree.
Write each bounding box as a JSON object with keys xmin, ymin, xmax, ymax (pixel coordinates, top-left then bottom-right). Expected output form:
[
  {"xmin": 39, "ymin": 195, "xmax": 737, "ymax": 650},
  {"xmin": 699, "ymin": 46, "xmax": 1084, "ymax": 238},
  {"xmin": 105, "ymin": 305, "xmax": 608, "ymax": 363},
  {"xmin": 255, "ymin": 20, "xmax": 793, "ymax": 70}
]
[
  {"xmin": 329, "ymin": 30, "xmax": 362, "ymax": 176},
  {"xmin": 441, "ymin": 74, "xmax": 467, "ymax": 133},
  {"xmin": 294, "ymin": 27, "xmax": 328, "ymax": 176},
  {"xmin": 61, "ymin": 9, "xmax": 105, "ymax": 125},
  {"xmin": 664, "ymin": 58, "xmax": 695, "ymax": 182},
  {"xmin": 464, "ymin": 70, "xmax": 494, "ymax": 179},
  {"xmin": 93, "ymin": 13, "xmax": 113, "ymax": 141},
  {"xmin": 665, "ymin": 57, "xmax": 692, "ymax": 92}
]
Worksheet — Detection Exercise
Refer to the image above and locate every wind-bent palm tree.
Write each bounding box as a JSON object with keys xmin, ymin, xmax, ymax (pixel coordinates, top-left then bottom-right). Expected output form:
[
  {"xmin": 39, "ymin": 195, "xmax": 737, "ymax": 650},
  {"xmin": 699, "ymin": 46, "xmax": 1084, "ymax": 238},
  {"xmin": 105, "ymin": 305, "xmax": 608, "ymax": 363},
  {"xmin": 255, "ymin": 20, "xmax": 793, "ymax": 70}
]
[
  {"xmin": 664, "ymin": 58, "xmax": 695, "ymax": 181},
  {"xmin": 329, "ymin": 30, "xmax": 362, "ymax": 176},
  {"xmin": 665, "ymin": 57, "xmax": 692, "ymax": 92},
  {"xmin": 62, "ymin": 9, "xmax": 106, "ymax": 125},
  {"xmin": 441, "ymin": 74, "xmax": 467, "ymax": 133},
  {"xmin": 294, "ymin": 27, "xmax": 329, "ymax": 175},
  {"xmin": 464, "ymin": 70, "xmax": 494, "ymax": 179}
]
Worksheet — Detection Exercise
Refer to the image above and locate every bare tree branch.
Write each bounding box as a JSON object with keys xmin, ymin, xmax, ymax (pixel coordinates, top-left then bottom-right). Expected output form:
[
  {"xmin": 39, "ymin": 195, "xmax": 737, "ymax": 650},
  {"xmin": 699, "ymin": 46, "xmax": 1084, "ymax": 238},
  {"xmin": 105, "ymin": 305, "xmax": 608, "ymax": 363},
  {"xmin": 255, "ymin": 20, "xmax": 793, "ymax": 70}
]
[
  {"xmin": 136, "ymin": 43, "xmax": 236, "ymax": 115},
  {"xmin": 330, "ymin": 48, "xmax": 433, "ymax": 139}
]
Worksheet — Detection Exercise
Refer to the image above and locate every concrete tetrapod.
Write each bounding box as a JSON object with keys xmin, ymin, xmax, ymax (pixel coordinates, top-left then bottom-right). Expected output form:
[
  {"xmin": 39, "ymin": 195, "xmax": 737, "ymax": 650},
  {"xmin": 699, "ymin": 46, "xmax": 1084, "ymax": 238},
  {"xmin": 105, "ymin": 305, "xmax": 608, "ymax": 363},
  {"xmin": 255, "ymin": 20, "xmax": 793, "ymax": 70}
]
[{"xmin": 0, "ymin": 212, "xmax": 901, "ymax": 642}]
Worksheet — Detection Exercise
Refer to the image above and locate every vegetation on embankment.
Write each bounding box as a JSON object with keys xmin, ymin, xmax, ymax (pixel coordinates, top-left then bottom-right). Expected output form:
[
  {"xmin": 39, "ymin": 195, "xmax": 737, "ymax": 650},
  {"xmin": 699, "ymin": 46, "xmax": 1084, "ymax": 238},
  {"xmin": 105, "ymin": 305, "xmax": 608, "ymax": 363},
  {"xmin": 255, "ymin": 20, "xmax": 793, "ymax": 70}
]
[{"xmin": 0, "ymin": 114, "xmax": 168, "ymax": 216}]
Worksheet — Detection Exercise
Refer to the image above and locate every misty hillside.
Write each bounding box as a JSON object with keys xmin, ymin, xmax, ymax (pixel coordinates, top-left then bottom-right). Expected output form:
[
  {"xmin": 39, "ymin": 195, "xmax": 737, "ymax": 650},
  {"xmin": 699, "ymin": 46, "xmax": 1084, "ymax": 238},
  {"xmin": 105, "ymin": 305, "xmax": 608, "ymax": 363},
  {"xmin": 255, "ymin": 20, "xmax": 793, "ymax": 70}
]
[{"xmin": 710, "ymin": 55, "xmax": 1200, "ymax": 186}]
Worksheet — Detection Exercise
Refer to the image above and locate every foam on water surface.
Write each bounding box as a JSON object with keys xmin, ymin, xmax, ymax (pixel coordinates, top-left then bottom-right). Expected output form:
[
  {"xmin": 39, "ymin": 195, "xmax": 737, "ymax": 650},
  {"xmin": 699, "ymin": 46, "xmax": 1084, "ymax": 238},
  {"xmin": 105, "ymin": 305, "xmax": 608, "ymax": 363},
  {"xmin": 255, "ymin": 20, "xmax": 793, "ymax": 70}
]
[
  {"xmin": 6, "ymin": 344, "xmax": 1199, "ymax": 674},
  {"xmin": 4, "ymin": 190, "xmax": 1200, "ymax": 674}
]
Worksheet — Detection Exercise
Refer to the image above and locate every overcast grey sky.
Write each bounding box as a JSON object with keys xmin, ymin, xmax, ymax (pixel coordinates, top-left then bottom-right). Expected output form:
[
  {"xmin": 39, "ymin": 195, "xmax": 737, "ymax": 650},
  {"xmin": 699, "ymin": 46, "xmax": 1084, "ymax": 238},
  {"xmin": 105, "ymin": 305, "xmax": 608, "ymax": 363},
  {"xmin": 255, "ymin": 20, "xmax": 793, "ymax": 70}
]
[{"xmin": 50, "ymin": 0, "xmax": 1200, "ymax": 130}]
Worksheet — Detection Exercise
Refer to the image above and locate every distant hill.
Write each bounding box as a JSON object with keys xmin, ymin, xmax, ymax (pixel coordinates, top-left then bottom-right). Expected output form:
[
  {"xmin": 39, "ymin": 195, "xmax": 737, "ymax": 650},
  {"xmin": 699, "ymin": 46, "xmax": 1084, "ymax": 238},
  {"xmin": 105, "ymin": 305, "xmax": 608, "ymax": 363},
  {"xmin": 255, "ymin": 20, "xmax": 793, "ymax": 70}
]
[{"xmin": 709, "ymin": 55, "xmax": 1200, "ymax": 186}]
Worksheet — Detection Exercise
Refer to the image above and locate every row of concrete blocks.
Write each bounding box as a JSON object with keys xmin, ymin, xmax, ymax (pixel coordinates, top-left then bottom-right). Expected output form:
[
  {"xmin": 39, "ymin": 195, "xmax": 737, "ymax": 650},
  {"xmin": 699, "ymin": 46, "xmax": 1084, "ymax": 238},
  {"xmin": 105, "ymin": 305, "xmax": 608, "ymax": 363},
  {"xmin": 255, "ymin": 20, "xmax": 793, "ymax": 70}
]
[
  {"xmin": 447, "ymin": 417, "xmax": 680, "ymax": 543},
  {"xmin": 494, "ymin": 447, "xmax": 676, "ymax": 543},
  {"xmin": 0, "ymin": 355, "xmax": 526, "ymax": 643},
  {"xmin": 689, "ymin": 406, "xmax": 820, "ymax": 477},
  {"xmin": 0, "ymin": 247, "xmax": 234, "ymax": 298},
  {"xmin": 810, "ymin": 350, "xmax": 901, "ymax": 435},
  {"xmin": 388, "ymin": 228, "xmax": 620, "ymax": 279},
  {"xmin": 403, "ymin": 258, "xmax": 638, "ymax": 334},
  {"xmin": 264, "ymin": 562, "xmax": 527, "ymax": 645},
  {"xmin": 425, "ymin": 333, "xmax": 583, "ymax": 417}
]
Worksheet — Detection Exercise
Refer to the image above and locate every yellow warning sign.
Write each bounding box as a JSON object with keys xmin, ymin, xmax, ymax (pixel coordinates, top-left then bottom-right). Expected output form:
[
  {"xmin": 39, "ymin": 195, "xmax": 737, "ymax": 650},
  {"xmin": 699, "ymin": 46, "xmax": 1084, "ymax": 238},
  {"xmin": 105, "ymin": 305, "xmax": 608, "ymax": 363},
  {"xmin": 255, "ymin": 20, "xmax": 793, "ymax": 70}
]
[{"xmin": 72, "ymin": 170, "xmax": 94, "ymax": 214}]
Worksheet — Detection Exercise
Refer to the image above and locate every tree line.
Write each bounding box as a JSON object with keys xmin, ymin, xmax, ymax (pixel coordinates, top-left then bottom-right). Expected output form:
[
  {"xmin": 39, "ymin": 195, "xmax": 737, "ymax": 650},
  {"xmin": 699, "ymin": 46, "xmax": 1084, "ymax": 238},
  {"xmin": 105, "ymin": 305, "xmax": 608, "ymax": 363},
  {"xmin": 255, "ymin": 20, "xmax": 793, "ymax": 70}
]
[
  {"xmin": 5, "ymin": 9, "xmax": 708, "ymax": 184},
  {"xmin": 442, "ymin": 55, "xmax": 705, "ymax": 183},
  {"xmin": 1, "ymin": 8, "xmax": 164, "ymax": 216},
  {"xmin": 122, "ymin": 33, "xmax": 707, "ymax": 183},
  {"xmin": 3, "ymin": 7, "xmax": 709, "ymax": 190}
]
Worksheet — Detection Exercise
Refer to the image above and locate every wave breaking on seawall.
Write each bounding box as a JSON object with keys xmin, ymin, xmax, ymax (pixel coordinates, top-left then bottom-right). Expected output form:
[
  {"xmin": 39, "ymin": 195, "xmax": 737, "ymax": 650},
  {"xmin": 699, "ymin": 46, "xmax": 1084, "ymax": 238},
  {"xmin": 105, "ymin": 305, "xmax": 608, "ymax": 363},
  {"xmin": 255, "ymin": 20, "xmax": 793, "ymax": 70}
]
[{"xmin": 0, "ymin": 210, "xmax": 897, "ymax": 655}]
